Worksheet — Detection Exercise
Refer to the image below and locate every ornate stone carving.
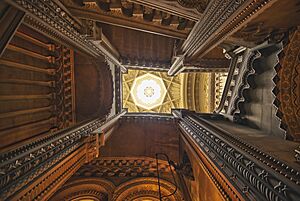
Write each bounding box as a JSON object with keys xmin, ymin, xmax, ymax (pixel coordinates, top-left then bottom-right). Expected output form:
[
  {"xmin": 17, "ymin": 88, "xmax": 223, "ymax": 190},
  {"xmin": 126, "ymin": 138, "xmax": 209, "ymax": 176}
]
[
  {"xmin": 295, "ymin": 146, "xmax": 300, "ymax": 163},
  {"xmin": 275, "ymin": 27, "xmax": 300, "ymax": 141},
  {"xmin": 14, "ymin": 146, "xmax": 86, "ymax": 200},
  {"xmin": 54, "ymin": 45, "xmax": 76, "ymax": 128},
  {"xmin": 0, "ymin": 111, "xmax": 125, "ymax": 200},
  {"xmin": 121, "ymin": 57, "xmax": 171, "ymax": 70},
  {"xmin": 52, "ymin": 157, "xmax": 184, "ymax": 200},
  {"xmin": 115, "ymin": 66, "xmax": 123, "ymax": 113},
  {"xmin": 50, "ymin": 178, "xmax": 115, "ymax": 201},
  {"xmin": 9, "ymin": 0, "xmax": 125, "ymax": 70},
  {"xmin": 63, "ymin": 0, "xmax": 190, "ymax": 39},
  {"xmin": 226, "ymin": 49, "xmax": 261, "ymax": 117},
  {"xmin": 0, "ymin": 129, "xmax": 84, "ymax": 200},
  {"xmin": 175, "ymin": 110, "xmax": 300, "ymax": 201},
  {"xmin": 181, "ymin": 0, "xmax": 278, "ymax": 59},
  {"xmin": 76, "ymin": 157, "xmax": 171, "ymax": 178},
  {"xmin": 112, "ymin": 177, "xmax": 184, "ymax": 201}
]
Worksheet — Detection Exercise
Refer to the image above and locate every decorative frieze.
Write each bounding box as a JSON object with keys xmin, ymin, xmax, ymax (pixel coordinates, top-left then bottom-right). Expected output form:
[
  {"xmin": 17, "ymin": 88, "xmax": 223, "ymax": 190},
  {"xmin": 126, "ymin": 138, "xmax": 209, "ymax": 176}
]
[
  {"xmin": 121, "ymin": 113, "xmax": 176, "ymax": 124},
  {"xmin": 0, "ymin": 111, "xmax": 126, "ymax": 200},
  {"xmin": 179, "ymin": 0, "xmax": 278, "ymax": 60},
  {"xmin": 13, "ymin": 146, "xmax": 86, "ymax": 201},
  {"xmin": 76, "ymin": 157, "xmax": 171, "ymax": 178},
  {"xmin": 66, "ymin": 0, "xmax": 192, "ymax": 38},
  {"xmin": 7, "ymin": 0, "xmax": 126, "ymax": 71},
  {"xmin": 174, "ymin": 110, "xmax": 300, "ymax": 201},
  {"xmin": 121, "ymin": 57, "xmax": 171, "ymax": 71},
  {"xmin": 112, "ymin": 177, "xmax": 183, "ymax": 201}
]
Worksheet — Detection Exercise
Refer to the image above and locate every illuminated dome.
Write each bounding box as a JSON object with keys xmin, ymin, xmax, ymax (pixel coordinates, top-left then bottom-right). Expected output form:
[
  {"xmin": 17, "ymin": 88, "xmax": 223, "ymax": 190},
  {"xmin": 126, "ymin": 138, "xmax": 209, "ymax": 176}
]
[{"xmin": 130, "ymin": 74, "xmax": 167, "ymax": 110}]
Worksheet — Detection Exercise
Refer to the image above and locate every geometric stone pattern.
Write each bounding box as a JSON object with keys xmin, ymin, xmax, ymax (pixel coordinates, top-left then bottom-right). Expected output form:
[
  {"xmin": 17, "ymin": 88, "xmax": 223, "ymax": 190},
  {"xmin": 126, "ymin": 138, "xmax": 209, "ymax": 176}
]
[
  {"xmin": 276, "ymin": 27, "xmax": 300, "ymax": 141},
  {"xmin": 76, "ymin": 157, "xmax": 171, "ymax": 178},
  {"xmin": 131, "ymin": 73, "xmax": 167, "ymax": 110}
]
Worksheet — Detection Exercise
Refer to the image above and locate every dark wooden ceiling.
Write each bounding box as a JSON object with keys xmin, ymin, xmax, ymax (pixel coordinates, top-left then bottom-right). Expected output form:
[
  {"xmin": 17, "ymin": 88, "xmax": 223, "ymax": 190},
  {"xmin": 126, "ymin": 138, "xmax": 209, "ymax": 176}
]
[{"xmin": 100, "ymin": 23, "xmax": 176, "ymax": 66}]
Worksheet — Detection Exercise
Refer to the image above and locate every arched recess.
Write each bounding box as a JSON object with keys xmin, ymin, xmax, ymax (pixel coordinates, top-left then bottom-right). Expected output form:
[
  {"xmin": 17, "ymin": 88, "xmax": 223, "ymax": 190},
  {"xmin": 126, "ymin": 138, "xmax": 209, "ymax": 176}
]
[
  {"xmin": 74, "ymin": 53, "xmax": 113, "ymax": 122},
  {"xmin": 181, "ymin": 72, "xmax": 218, "ymax": 113},
  {"xmin": 112, "ymin": 177, "xmax": 184, "ymax": 201},
  {"xmin": 49, "ymin": 178, "xmax": 115, "ymax": 201}
]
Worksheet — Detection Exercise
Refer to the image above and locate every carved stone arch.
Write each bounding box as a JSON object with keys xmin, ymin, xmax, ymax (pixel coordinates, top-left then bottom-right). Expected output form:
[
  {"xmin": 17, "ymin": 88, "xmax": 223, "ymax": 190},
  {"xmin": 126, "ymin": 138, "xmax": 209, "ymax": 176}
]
[
  {"xmin": 50, "ymin": 177, "xmax": 116, "ymax": 201},
  {"xmin": 112, "ymin": 177, "xmax": 184, "ymax": 201}
]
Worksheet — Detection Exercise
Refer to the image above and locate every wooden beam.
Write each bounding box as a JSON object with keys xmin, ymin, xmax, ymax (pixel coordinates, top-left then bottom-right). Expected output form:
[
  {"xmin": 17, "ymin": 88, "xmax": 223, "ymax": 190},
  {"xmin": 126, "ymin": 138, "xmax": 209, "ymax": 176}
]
[
  {"xmin": 15, "ymin": 31, "xmax": 55, "ymax": 51},
  {"xmin": 0, "ymin": 118, "xmax": 56, "ymax": 150},
  {"xmin": 0, "ymin": 4, "xmax": 25, "ymax": 57},
  {"xmin": 0, "ymin": 106, "xmax": 53, "ymax": 119},
  {"xmin": 68, "ymin": 6, "xmax": 188, "ymax": 39},
  {"xmin": 0, "ymin": 94, "xmax": 53, "ymax": 100},
  {"xmin": 0, "ymin": 59, "xmax": 55, "ymax": 75},
  {"xmin": 5, "ymin": 0, "xmax": 127, "ymax": 72},
  {"xmin": 7, "ymin": 44, "xmax": 55, "ymax": 63},
  {"xmin": 0, "ymin": 78, "xmax": 55, "ymax": 87}
]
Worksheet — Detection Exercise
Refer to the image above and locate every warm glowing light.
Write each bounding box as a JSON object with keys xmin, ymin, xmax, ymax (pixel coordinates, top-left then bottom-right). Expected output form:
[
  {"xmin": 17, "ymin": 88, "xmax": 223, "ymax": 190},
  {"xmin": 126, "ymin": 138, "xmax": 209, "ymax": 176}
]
[
  {"xmin": 130, "ymin": 74, "xmax": 167, "ymax": 110},
  {"xmin": 136, "ymin": 79, "xmax": 161, "ymax": 104}
]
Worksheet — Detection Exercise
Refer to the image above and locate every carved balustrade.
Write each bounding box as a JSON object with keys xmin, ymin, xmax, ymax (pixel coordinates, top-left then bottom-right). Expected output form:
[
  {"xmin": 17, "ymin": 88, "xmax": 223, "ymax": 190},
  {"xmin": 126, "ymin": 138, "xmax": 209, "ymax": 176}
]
[{"xmin": 173, "ymin": 109, "xmax": 300, "ymax": 201}]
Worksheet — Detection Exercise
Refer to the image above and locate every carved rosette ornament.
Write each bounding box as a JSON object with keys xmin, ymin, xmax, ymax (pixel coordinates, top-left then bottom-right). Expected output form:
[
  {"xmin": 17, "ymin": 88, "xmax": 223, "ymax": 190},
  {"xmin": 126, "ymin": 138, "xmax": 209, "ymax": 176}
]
[{"xmin": 276, "ymin": 27, "xmax": 300, "ymax": 141}]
